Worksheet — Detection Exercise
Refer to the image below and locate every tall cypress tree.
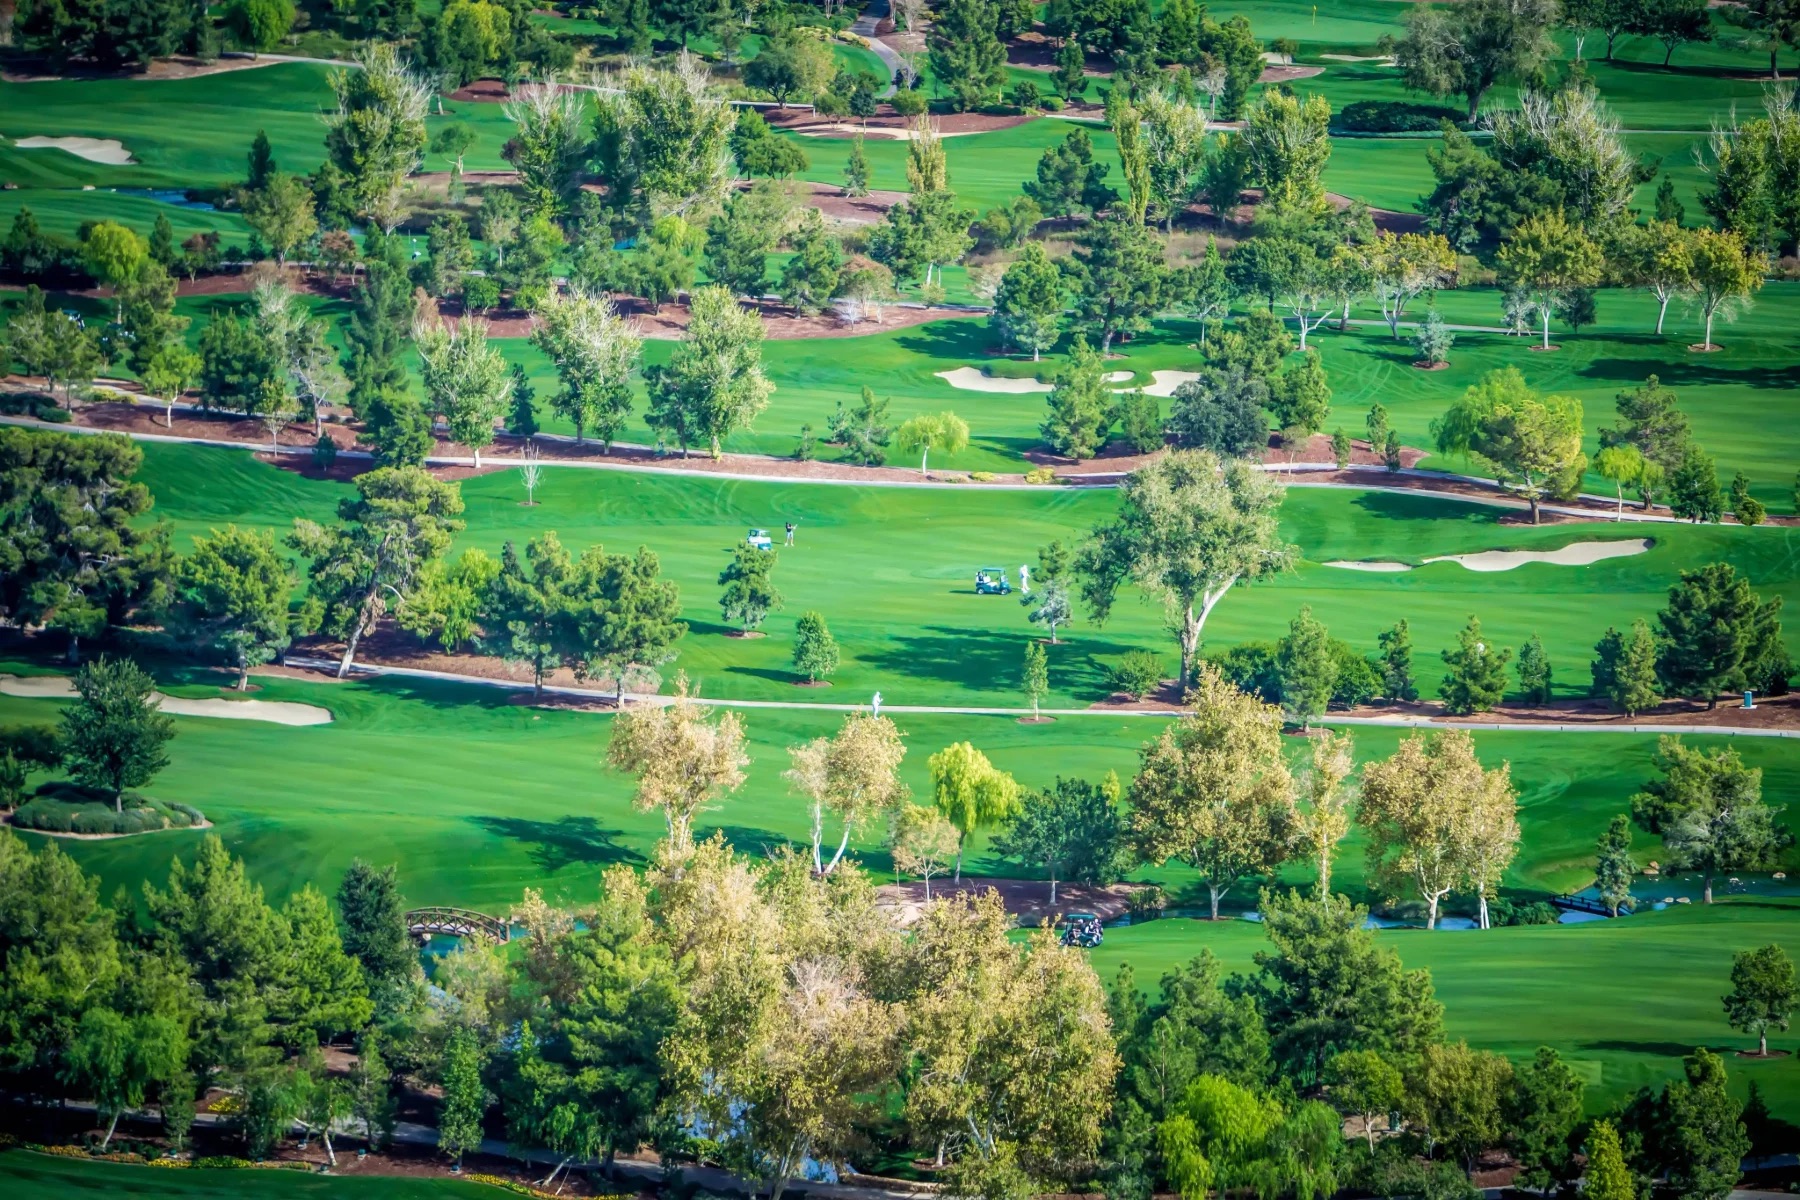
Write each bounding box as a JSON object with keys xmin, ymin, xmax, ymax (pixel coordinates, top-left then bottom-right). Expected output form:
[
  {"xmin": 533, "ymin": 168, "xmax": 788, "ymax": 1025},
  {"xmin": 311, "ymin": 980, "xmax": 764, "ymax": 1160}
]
[{"xmin": 342, "ymin": 229, "xmax": 413, "ymax": 416}]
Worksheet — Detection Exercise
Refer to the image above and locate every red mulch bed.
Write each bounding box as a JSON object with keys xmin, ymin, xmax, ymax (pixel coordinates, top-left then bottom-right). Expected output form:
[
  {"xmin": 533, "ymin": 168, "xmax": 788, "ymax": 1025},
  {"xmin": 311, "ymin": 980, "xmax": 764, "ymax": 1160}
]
[{"xmin": 876, "ymin": 877, "xmax": 1139, "ymax": 925}]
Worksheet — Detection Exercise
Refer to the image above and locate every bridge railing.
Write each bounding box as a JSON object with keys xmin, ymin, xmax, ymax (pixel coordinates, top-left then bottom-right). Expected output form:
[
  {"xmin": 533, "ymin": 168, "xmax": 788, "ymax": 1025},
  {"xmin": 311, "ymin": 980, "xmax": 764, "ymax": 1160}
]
[{"xmin": 404, "ymin": 907, "xmax": 511, "ymax": 943}]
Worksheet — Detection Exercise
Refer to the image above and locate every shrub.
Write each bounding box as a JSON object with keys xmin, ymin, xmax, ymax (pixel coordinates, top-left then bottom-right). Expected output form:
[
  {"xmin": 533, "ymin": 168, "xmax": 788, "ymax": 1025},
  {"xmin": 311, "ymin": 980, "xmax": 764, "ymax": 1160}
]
[
  {"xmin": 11, "ymin": 787, "xmax": 203, "ymax": 835},
  {"xmin": 890, "ymin": 89, "xmax": 927, "ymax": 117},
  {"xmin": 1024, "ymin": 466, "xmax": 1057, "ymax": 484},
  {"xmin": 1041, "ymin": 95, "xmax": 1065, "ymax": 112},
  {"xmin": 1490, "ymin": 898, "xmax": 1559, "ymax": 926},
  {"xmin": 970, "ymin": 470, "xmax": 996, "ymax": 481},
  {"xmin": 1126, "ymin": 885, "xmax": 1165, "ymax": 920},
  {"xmin": 462, "ymin": 275, "xmax": 500, "ymax": 313},
  {"xmin": 1107, "ymin": 649, "xmax": 1165, "ymax": 699},
  {"xmin": 35, "ymin": 405, "xmax": 72, "ymax": 423},
  {"xmin": 1206, "ymin": 641, "xmax": 1279, "ymax": 701},
  {"xmin": 1331, "ymin": 100, "xmax": 1468, "ymax": 134},
  {"xmin": 1330, "ymin": 643, "xmax": 1381, "ymax": 709},
  {"xmin": 312, "ymin": 435, "xmax": 338, "ymax": 469}
]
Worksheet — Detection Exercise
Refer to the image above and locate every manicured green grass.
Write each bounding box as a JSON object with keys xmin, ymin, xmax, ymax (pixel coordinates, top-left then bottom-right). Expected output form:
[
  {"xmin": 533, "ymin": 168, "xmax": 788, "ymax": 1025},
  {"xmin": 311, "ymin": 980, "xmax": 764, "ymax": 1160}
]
[
  {"xmin": 1090, "ymin": 899, "xmax": 1800, "ymax": 1116},
  {"xmin": 0, "ymin": 1150, "xmax": 496, "ymax": 1198},
  {"xmin": 0, "ymin": 189, "xmax": 255, "ymax": 245},
  {"xmin": 129, "ymin": 441, "xmax": 1800, "ymax": 717}
]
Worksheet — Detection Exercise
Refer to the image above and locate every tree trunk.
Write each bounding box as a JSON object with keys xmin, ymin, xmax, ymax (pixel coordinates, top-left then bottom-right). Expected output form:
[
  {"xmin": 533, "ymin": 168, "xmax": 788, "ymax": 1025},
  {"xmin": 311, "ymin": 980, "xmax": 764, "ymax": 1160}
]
[
  {"xmin": 954, "ymin": 837, "xmax": 963, "ymax": 882},
  {"xmin": 1664, "ymin": 43, "xmax": 1674, "ymax": 66},
  {"xmin": 1477, "ymin": 886, "xmax": 1490, "ymax": 930},
  {"xmin": 338, "ymin": 628, "xmax": 363, "ymax": 678},
  {"xmin": 168, "ymin": 401, "xmax": 176, "ymax": 428},
  {"xmin": 1426, "ymin": 892, "xmax": 1440, "ymax": 929},
  {"xmin": 473, "ymin": 447, "xmax": 481, "ymax": 469},
  {"xmin": 1656, "ymin": 294, "xmax": 1669, "ymax": 334},
  {"xmin": 238, "ymin": 661, "xmax": 251, "ymax": 691},
  {"xmin": 1208, "ymin": 882, "xmax": 1223, "ymax": 920},
  {"xmin": 1615, "ymin": 483, "xmax": 1624, "ymax": 520},
  {"xmin": 1704, "ymin": 309, "xmax": 1715, "ymax": 350},
  {"xmin": 919, "ymin": 448, "xmax": 929, "ymax": 475},
  {"xmin": 101, "ymin": 1109, "xmax": 120, "ymax": 1150},
  {"xmin": 1541, "ymin": 306, "xmax": 1552, "ymax": 350},
  {"xmin": 1049, "ymin": 869, "xmax": 1057, "ymax": 905},
  {"xmin": 115, "ymin": 788, "xmax": 123, "ymax": 815},
  {"xmin": 1529, "ymin": 491, "xmax": 1541, "ymax": 524},
  {"xmin": 1762, "ymin": 1028, "xmax": 1769, "ymax": 1055},
  {"xmin": 323, "ymin": 1130, "xmax": 336, "ymax": 1167},
  {"xmin": 825, "ymin": 822, "xmax": 853, "ymax": 874},
  {"xmin": 1704, "ymin": 872, "xmax": 1714, "ymax": 903}
]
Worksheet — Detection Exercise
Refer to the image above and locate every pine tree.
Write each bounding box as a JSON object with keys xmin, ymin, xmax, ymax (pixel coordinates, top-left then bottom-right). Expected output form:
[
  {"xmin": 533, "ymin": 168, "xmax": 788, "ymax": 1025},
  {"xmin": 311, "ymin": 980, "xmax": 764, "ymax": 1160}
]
[
  {"xmin": 1023, "ymin": 639, "xmax": 1049, "ymax": 719},
  {"xmin": 438, "ymin": 1026, "xmax": 488, "ymax": 1169},
  {"xmin": 1612, "ymin": 619, "xmax": 1662, "ymax": 715},
  {"xmin": 792, "ymin": 611, "xmax": 839, "ymax": 683},
  {"xmin": 1583, "ymin": 1121, "xmax": 1635, "ymax": 1200},
  {"xmin": 1516, "ymin": 633, "xmax": 1553, "ymax": 705},
  {"xmin": 1440, "ymin": 615, "xmax": 1511, "ymax": 715},
  {"xmin": 342, "ymin": 230, "xmax": 413, "ymax": 416},
  {"xmin": 506, "ymin": 363, "xmax": 538, "ymax": 437},
  {"xmin": 1378, "ymin": 619, "xmax": 1418, "ymax": 701},
  {"xmin": 844, "ymin": 135, "xmax": 871, "ymax": 197},
  {"xmin": 1594, "ymin": 814, "xmax": 1636, "ymax": 917},
  {"xmin": 1276, "ymin": 605, "xmax": 1336, "ymax": 730}
]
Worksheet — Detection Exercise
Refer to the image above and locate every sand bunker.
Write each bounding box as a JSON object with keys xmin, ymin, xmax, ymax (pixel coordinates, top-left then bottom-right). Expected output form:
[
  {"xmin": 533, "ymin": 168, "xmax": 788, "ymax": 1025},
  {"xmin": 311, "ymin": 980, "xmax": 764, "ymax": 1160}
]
[
  {"xmin": 13, "ymin": 136, "xmax": 137, "ymax": 165},
  {"xmin": 937, "ymin": 367, "xmax": 1187, "ymax": 395},
  {"xmin": 1424, "ymin": 539, "xmax": 1652, "ymax": 572},
  {"xmin": 1139, "ymin": 370, "xmax": 1203, "ymax": 397},
  {"xmin": 1320, "ymin": 53, "xmax": 1396, "ymax": 64},
  {"xmin": 1323, "ymin": 538, "xmax": 1652, "ymax": 574},
  {"xmin": 1322, "ymin": 560, "xmax": 1414, "ymax": 572},
  {"xmin": 0, "ymin": 674, "xmax": 332, "ymax": 726},
  {"xmin": 795, "ymin": 123, "xmax": 980, "ymax": 140}
]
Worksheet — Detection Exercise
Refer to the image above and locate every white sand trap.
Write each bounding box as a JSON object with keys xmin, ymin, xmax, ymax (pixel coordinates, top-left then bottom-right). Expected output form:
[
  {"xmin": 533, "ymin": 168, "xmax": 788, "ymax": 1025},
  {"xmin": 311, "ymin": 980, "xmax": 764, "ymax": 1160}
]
[
  {"xmin": 0, "ymin": 674, "xmax": 331, "ymax": 725},
  {"xmin": 1422, "ymin": 539, "xmax": 1652, "ymax": 572},
  {"xmin": 796, "ymin": 123, "xmax": 980, "ymax": 140},
  {"xmin": 936, "ymin": 367, "xmax": 1052, "ymax": 393},
  {"xmin": 1139, "ymin": 370, "xmax": 1203, "ymax": 397},
  {"xmin": 13, "ymin": 136, "xmax": 137, "ymax": 165},
  {"xmin": 1323, "ymin": 560, "xmax": 1413, "ymax": 572},
  {"xmin": 939, "ymin": 366, "xmax": 1197, "ymax": 396},
  {"xmin": 1320, "ymin": 54, "xmax": 1396, "ymax": 64}
]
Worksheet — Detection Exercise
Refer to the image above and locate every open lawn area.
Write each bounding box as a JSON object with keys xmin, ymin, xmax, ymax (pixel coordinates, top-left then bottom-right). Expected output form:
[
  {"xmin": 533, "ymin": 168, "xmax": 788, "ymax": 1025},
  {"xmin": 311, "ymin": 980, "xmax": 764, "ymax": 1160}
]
[
  {"xmin": 1090, "ymin": 900, "xmax": 1800, "ymax": 1116},
  {"xmin": 0, "ymin": 1151, "xmax": 495, "ymax": 1198}
]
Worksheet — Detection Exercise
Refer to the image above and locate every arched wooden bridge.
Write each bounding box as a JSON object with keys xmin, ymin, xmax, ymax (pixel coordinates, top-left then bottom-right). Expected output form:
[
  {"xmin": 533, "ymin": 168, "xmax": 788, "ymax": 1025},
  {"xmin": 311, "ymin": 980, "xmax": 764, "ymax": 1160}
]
[{"xmin": 405, "ymin": 907, "xmax": 511, "ymax": 943}]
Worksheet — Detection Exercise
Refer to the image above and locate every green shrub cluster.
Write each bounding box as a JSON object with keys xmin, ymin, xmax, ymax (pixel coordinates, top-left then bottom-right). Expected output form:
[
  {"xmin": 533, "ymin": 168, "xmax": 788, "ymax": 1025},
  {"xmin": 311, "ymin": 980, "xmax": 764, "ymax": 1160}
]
[
  {"xmin": 1331, "ymin": 100, "xmax": 1468, "ymax": 134},
  {"xmin": 12, "ymin": 789, "xmax": 203, "ymax": 835}
]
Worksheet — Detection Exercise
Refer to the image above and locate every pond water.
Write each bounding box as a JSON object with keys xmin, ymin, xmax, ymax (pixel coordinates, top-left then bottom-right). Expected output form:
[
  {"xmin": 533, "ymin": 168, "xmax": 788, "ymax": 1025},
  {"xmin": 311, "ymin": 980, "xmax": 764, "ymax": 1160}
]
[{"xmin": 110, "ymin": 187, "xmax": 217, "ymax": 211}]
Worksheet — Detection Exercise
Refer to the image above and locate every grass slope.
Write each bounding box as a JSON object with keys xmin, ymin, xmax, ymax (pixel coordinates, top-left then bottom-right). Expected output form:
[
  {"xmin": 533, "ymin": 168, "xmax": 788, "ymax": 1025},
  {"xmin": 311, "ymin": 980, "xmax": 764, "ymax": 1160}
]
[
  {"xmin": 0, "ymin": 1150, "xmax": 495, "ymax": 1198},
  {"xmin": 1091, "ymin": 899, "xmax": 1800, "ymax": 1115}
]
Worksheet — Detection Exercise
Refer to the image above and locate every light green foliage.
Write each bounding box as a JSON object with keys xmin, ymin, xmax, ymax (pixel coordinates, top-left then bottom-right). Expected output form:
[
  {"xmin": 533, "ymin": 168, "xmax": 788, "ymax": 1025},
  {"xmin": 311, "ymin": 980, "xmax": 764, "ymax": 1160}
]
[
  {"xmin": 416, "ymin": 316, "xmax": 512, "ymax": 467},
  {"xmin": 1432, "ymin": 367, "xmax": 1586, "ymax": 523},
  {"xmin": 1632, "ymin": 735, "xmax": 1787, "ymax": 902},
  {"xmin": 1241, "ymin": 90, "xmax": 1332, "ymax": 216},
  {"xmin": 928, "ymin": 741, "xmax": 1021, "ymax": 878},
  {"xmin": 1594, "ymin": 814, "xmax": 1637, "ymax": 918},
  {"xmin": 645, "ymin": 285, "xmax": 774, "ymax": 458},
  {"xmin": 1515, "ymin": 632, "xmax": 1552, "ymax": 706},
  {"xmin": 994, "ymin": 243, "xmax": 1064, "ymax": 362},
  {"xmin": 895, "ymin": 411, "xmax": 970, "ymax": 476},
  {"xmin": 437, "ymin": 1025, "xmax": 488, "ymax": 1164}
]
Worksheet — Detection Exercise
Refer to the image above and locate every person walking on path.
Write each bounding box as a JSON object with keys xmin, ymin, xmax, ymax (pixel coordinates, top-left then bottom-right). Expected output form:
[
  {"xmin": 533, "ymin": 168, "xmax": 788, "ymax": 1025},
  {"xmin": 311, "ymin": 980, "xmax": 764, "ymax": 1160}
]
[{"xmin": 871, "ymin": 691, "xmax": 882, "ymax": 717}]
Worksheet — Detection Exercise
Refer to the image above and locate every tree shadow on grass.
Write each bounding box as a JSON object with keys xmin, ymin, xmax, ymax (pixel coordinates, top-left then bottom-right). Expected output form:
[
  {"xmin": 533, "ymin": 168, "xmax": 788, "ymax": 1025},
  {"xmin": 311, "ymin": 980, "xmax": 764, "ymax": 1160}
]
[
  {"xmin": 469, "ymin": 815, "xmax": 641, "ymax": 874},
  {"xmin": 694, "ymin": 822, "xmax": 802, "ymax": 860},
  {"xmin": 1350, "ymin": 489, "xmax": 1504, "ymax": 525},
  {"xmin": 861, "ymin": 625, "xmax": 1145, "ymax": 700},
  {"xmin": 1579, "ymin": 357, "xmax": 1800, "ymax": 392},
  {"xmin": 1580, "ymin": 1039, "xmax": 1711, "ymax": 1058}
]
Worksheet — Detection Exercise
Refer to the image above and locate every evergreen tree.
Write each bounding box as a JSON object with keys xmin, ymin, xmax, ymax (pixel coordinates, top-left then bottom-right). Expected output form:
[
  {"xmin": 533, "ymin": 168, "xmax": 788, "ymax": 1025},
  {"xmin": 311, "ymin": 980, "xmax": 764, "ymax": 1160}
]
[
  {"xmin": 1669, "ymin": 443, "xmax": 1723, "ymax": 522},
  {"xmin": 1515, "ymin": 632, "xmax": 1552, "ymax": 705},
  {"xmin": 507, "ymin": 363, "xmax": 538, "ymax": 437},
  {"xmin": 1022, "ymin": 639, "xmax": 1049, "ymax": 719},
  {"xmin": 438, "ymin": 1026, "xmax": 488, "ymax": 1168},
  {"xmin": 928, "ymin": 0, "xmax": 1008, "ymax": 111},
  {"xmin": 60, "ymin": 656, "xmax": 175, "ymax": 813},
  {"xmin": 993, "ymin": 243, "xmax": 1064, "ymax": 361},
  {"xmin": 1269, "ymin": 348, "xmax": 1330, "ymax": 446},
  {"xmin": 844, "ymin": 135, "xmax": 872, "ymax": 197},
  {"xmin": 1603, "ymin": 619, "xmax": 1662, "ymax": 715},
  {"xmin": 792, "ymin": 611, "xmax": 840, "ymax": 683},
  {"xmin": 1506, "ymin": 1047, "xmax": 1585, "ymax": 1193},
  {"xmin": 1594, "ymin": 814, "xmax": 1636, "ymax": 917},
  {"xmin": 1656, "ymin": 562, "xmax": 1766, "ymax": 707},
  {"xmin": 1583, "ymin": 1121, "xmax": 1635, "ymax": 1200},
  {"xmin": 1663, "ymin": 1050, "xmax": 1750, "ymax": 1200},
  {"xmin": 334, "ymin": 861, "xmax": 415, "ymax": 993},
  {"xmin": 1276, "ymin": 605, "xmax": 1336, "ymax": 730},
  {"xmin": 1377, "ymin": 619, "xmax": 1418, "ymax": 701},
  {"xmin": 342, "ymin": 230, "xmax": 413, "ymax": 417},
  {"xmin": 718, "ymin": 545, "xmax": 781, "ymax": 632},
  {"xmin": 1041, "ymin": 337, "xmax": 1111, "ymax": 459},
  {"xmin": 1440, "ymin": 615, "xmax": 1511, "ymax": 714}
]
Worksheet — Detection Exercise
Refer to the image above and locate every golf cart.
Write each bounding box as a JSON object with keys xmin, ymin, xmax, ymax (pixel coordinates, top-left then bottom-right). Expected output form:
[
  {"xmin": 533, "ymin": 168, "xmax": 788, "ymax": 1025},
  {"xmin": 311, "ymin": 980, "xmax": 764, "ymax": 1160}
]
[
  {"xmin": 746, "ymin": 529, "xmax": 774, "ymax": 551},
  {"xmin": 1060, "ymin": 913, "xmax": 1104, "ymax": 948},
  {"xmin": 975, "ymin": 567, "xmax": 1012, "ymax": 595}
]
